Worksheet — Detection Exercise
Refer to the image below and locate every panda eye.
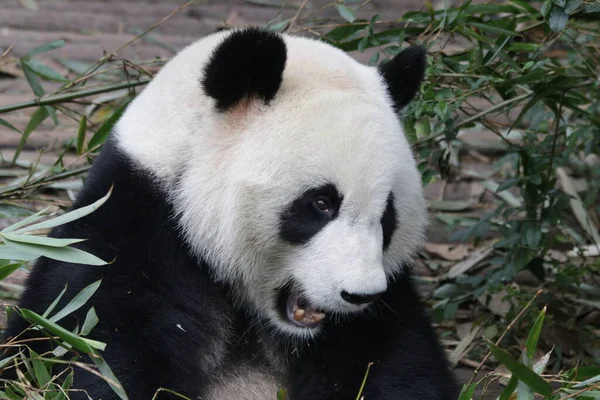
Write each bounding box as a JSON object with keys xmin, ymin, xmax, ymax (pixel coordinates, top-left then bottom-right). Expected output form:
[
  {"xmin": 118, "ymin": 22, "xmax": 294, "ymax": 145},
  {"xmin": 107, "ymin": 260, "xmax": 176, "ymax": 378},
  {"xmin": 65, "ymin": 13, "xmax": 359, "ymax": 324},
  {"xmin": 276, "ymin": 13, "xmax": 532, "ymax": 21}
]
[{"xmin": 312, "ymin": 197, "xmax": 332, "ymax": 215}]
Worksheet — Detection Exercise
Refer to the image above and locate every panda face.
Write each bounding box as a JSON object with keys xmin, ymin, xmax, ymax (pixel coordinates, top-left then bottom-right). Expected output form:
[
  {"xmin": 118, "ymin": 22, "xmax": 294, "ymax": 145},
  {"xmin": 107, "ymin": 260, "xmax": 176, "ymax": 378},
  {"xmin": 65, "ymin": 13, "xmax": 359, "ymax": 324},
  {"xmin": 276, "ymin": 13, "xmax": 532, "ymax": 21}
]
[
  {"xmin": 115, "ymin": 28, "xmax": 428, "ymax": 338},
  {"xmin": 222, "ymin": 90, "xmax": 427, "ymax": 336}
]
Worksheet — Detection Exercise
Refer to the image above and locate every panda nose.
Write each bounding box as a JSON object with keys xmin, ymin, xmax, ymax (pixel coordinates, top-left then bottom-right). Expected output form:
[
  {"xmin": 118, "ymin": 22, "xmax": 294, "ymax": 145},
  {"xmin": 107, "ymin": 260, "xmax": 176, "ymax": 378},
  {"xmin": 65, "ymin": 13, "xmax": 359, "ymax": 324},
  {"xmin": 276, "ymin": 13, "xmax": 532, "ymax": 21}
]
[{"xmin": 340, "ymin": 290, "xmax": 383, "ymax": 305}]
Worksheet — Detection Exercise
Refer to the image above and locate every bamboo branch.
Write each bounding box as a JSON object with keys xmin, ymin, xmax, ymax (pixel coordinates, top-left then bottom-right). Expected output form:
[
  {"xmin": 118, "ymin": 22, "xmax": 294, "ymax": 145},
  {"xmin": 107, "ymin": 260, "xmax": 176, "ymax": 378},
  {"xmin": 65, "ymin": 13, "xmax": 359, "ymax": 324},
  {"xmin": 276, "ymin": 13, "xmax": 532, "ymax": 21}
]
[{"xmin": 0, "ymin": 79, "xmax": 151, "ymax": 114}]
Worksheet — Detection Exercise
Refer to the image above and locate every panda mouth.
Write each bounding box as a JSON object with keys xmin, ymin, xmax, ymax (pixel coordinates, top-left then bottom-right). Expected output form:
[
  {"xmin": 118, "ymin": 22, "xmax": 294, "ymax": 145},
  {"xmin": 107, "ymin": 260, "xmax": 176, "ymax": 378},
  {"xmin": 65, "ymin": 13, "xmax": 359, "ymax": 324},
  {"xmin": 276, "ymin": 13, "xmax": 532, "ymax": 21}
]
[{"xmin": 278, "ymin": 284, "xmax": 325, "ymax": 329}]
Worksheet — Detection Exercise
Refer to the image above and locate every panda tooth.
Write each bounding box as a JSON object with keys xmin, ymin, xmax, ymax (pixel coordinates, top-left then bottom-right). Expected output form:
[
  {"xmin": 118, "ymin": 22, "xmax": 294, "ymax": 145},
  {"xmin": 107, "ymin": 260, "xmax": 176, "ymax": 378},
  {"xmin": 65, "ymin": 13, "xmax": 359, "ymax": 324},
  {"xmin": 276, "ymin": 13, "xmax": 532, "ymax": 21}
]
[
  {"xmin": 294, "ymin": 309, "xmax": 306, "ymax": 321},
  {"xmin": 312, "ymin": 312, "xmax": 325, "ymax": 323}
]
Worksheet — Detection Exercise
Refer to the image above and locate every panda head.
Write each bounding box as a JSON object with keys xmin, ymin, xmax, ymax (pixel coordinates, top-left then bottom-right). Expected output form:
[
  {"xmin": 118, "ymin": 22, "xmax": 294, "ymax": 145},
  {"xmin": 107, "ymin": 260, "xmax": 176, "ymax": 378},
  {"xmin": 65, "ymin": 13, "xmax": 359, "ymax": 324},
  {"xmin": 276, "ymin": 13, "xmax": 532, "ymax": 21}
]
[{"xmin": 115, "ymin": 28, "xmax": 428, "ymax": 337}]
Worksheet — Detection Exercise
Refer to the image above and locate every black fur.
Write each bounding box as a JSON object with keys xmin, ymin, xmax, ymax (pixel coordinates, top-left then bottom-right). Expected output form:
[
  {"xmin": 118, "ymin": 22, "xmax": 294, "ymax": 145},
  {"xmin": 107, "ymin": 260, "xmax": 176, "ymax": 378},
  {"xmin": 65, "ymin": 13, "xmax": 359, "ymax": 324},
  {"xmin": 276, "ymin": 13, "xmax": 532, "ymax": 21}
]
[
  {"xmin": 381, "ymin": 192, "xmax": 397, "ymax": 250},
  {"xmin": 378, "ymin": 46, "xmax": 427, "ymax": 110},
  {"xmin": 279, "ymin": 183, "xmax": 342, "ymax": 245},
  {"xmin": 201, "ymin": 28, "xmax": 287, "ymax": 111},
  {"xmin": 1, "ymin": 136, "xmax": 458, "ymax": 399}
]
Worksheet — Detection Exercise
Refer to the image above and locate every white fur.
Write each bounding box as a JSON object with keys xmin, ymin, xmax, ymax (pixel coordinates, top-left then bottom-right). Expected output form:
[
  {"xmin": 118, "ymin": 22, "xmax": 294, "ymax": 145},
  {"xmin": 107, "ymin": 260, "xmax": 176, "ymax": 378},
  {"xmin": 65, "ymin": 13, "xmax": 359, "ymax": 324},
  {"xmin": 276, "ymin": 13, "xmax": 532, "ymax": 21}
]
[{"xmin": 115, "ymin": 30, "xmax": 428, "ymax": 337}]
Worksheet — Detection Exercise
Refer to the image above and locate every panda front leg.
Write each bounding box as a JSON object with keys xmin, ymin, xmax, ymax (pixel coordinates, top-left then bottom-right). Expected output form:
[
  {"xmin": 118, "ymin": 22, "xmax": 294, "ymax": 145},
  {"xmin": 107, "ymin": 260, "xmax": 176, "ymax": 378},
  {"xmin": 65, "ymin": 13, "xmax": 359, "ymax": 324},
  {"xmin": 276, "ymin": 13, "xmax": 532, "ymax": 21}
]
[{"xmin": 286, "ymin": 271, "xmax": 458, "ymax": 400}]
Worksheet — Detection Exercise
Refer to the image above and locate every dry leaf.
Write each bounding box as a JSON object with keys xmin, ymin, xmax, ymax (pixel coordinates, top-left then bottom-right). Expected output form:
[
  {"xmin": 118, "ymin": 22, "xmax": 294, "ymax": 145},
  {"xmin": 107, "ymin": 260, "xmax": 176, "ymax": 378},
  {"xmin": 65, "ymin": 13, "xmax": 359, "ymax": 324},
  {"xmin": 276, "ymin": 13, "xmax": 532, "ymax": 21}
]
[
  {"xmin": 477, "ymin": 289, "xmax": 512, "ymax": 317},
  {"xmin": 557, "ymin": 167, "xmax": 600, "ymax": 246},
  {"xmin": 445, "ymin": 244, "xmax": 494, "ymax": 279},
  {"xmin": 449, "ymin": 324, "xmax": 482, "ymax": 365},
  {"xmin": 424, "ymin": 243, "xmax": 470, "ymax": 261}
]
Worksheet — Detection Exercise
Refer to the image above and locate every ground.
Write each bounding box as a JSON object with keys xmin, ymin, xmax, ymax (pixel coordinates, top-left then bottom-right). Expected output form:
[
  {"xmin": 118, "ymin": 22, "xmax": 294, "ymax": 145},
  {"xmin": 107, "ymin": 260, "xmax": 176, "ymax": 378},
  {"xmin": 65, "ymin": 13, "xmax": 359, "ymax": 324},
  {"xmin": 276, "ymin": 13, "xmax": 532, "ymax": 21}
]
[{"xmin": 0, "ymin": 0, "xmax": 517, "ymax": 397}]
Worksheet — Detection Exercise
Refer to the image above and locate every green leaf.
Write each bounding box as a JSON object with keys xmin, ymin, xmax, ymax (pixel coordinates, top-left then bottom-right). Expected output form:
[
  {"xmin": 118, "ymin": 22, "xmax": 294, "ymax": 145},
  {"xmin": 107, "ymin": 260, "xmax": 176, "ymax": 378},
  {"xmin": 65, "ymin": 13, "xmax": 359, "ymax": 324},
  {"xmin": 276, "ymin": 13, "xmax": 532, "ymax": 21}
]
[
  {"xmin": 23, "ymin": 40, "xmax": 65, "ymax": 60},
  {"xmin": 552, "ymin": 0, "xmax": 566, "ymax": 7},
  {"xmin": 458, "ymin": 383, "xmax": 477, "ymax": 400},
  {"xmin": 2, "ymin": 206, "xmax": 50, "ymax": 233},
  {"xmin": 42, "ymin": 284, "xmax": 67, "ymax": 318},
  {"xmin": 80, "ymin": 307, "xmax": 99, "ymax": 336},
  {"xmin": 45, "ymin": 104, "xmax": 59, "ymax": 126},
  {"xmin": 2, "ymin": 232, "xmax": 86, "ymax": 248},
  {"xmin": 541, "ymin": 0, "xmax": 553, "ymax": 17},
  {"xmin": 524, "ymin": 306, "xmax": 546, "ymax": 362},
  {"xmin": 54, "ymin": 369, "xmax": 74, "ymax": 400},
  {"xmin": 13, "ymin": 186, "xmax": 112, "ymax": 234},
  {"xmin": 0, "ymin": 118, "xmax": 22, "ymax": 134},
  {"xmin": 11, "ymin": 106, "xmax": 49, "ymax": 165},
  {"xmin": 30, "ymin": 348, "xmax": 51, "ymax": 387},
  {"xmin": 277, "ymin": 388, "xmax": 287, "ymax": 400},
  {"xmin": 91, "ymin": 354, "xmax": 129, "ymax": 400},
  {"xmin": 22, "ymin": 59, "xmax": 68, "ymax": 82},
  {"xmin": 549, "ymin": 6, "xmax": 569, "ymax": 31},
  {"xmin": 572, "ymin": 372, "xmax": 600, "ymax": 388},
  {"xmin": 335, "ymin": 4, "xmax": 356, "ymax": 23},
  {"xmin": 0, "ymin": 244, "xmax": 39, "ymax": 261},
  {"xmin": 496, "ymin": 178, "xmax": 520, "ymax": 192},
  {"xmin": 517, "ymin": 379, "xmax": 535, "ymax": 400},
  {"xmin": 565, "ymin": 0, "xmax": 583, "ymax": 13},
  {"xmin": 499, "ymin": 375, "xmax": 518, "ymax": 400},
  {"xmin": 87, "ymin": 102, "xmax": 130, "ymax": 151},
  {"xmin": 325, "ymin": 24, "xmax": 367, "ymax": 42},
  {"xmin": 464, "ymin": 4, "xmax": 520, "ymax": 14},
  {"xmin": 510, "ymin": 0, "xmax": 540, "ymax": 14},
  {"xmin": 2, "ymin": 238, "xmax": 107, "ymax": 266},
  {"xmin": 0, "ymin": 263, "xmax": 22, "ymax": 281},
  {"xmin": 488, "ymin": 343, "xmax": 552, "ymax": 396},
  {"xmin": 19, "ymin": 308, "xmax": 106, "ymax": 352},
  {"xmin": 470, "ymin": 22, "xmax": 522, "ymax": 36},
  {"xmin": 0, "ymin": 354, "xmax": 19, "ymax": 369},
  {"xmin": 585, "ymin": 3, "xmax": 600, "ymax": 12},
  {"xmin": 22, "ymin": 64, "xmax": 45, "ymax": 97},
  {"xmin": 49, "ymin": 280, "xmax": 101, "ymax": 323},
  {"xmin": 76, "ymin": 116, "xmax": 87, "ymax": 155}
]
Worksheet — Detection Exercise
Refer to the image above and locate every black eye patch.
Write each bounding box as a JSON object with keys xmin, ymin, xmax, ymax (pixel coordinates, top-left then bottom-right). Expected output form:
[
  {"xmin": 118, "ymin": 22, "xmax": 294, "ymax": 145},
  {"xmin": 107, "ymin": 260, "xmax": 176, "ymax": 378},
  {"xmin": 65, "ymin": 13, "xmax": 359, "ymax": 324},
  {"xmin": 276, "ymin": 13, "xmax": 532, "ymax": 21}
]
[
  {"xmin": 380, "ymin": 192, "xmax": 397, "ymax": 250},
  {"xmin": 279, "ymin": 184, "xmax": 342, "ymax": 245}
]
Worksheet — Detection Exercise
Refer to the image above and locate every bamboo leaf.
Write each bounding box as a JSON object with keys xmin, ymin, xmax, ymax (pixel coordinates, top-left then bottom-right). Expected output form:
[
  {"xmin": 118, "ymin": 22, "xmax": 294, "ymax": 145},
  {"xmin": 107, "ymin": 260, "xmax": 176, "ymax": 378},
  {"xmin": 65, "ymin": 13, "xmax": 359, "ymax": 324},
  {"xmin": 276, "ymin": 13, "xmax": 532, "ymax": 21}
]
[
  {"xmin": 30, "ymin": 349, "xmax": 51, "ymax": 387},
  {"xmin": 499, "ymin": 375, "xmax": 518, "ymax": 400},
  {"xmin": 49, "ymin": 280, "xmax": 101, "ymax": 323},
  {"xmin": 0, "ymin": 118, "xmax": 22, "ymax": 134},
  {"xmin": 1, "ymin": 207, "xmax": 50, "ymax": 233},
  {"xmin": 80, "ymin": 307, "xmax": 99, "ymax": 336},
  {"xmin": 0, "ymin": 263, "xmax": 22, "ymax": 281},
  {"xmin": 13, "ymin": 186, "xmax": 112, "ymax": 233},
  {"xmin": 2, "ymin": 232, "xmax": 86, "ymax": 248},
  {"xmin": 488, "ymin": 343, "xmax": 552, "ymax": 396},
  {"xmin": 23, "ymin": 40, "xmax": 65, "ymax": 60},
  {"xmin": 335, "ymin": 4, "xmax": 356, "ymax": 23},
  {"xmin": 0, "ymin": 244, "xmax": 39, "ymax": 261},
  {"xmin": 11, "ymin": 106, "xmax": 49, "ymax": 165},
  {"xmin": 22, "ymin": 59, "xmax": 68, "ymax": 82},
  {"xmin": 19, "ymin": 309, "xmax": 106, "ymax": 353},
  {"xmin": 2, "ymin": 238, "xmax": 107, "ymax": 266},
  {"xmin": 470, "ymin": 22, "xmax": 522, "ymax": 36},
  {"xmin": 549, "ymin": 6, "xmax": 569, "ymax": 31},
  {"xmin": 87, "ymin": 102, "xmax": 130, "ymax": 151},
  {"xmin": 458, "ymin": 383, "xmax": 476, "ymax": 400},
  {"xmin": 524, "ymin": 306, "xmax": 546, "ymax": 362},
  {"xmin": 75, "ymin": 117, "xmax": 87, "ymax": 156},
  {"xmin": 42, "ymin": 284, "xmax": 68, "ymax": 318},
  {"xmin": 91, "ymin": 354, "xmax": 129, "ymax": 400},
  {"xmin": 22, "ymin": 64, "xmax": 45, "ymax": 97}
]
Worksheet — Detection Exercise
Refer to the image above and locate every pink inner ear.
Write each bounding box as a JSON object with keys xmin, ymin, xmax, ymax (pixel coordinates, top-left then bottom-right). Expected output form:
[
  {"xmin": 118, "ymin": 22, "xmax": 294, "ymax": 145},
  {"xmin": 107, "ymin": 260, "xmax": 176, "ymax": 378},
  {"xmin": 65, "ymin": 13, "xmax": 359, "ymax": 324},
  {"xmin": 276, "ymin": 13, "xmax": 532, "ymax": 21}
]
[{"xmin": 224, "ymin": 96, "xmax": 261, "ymax": 127}]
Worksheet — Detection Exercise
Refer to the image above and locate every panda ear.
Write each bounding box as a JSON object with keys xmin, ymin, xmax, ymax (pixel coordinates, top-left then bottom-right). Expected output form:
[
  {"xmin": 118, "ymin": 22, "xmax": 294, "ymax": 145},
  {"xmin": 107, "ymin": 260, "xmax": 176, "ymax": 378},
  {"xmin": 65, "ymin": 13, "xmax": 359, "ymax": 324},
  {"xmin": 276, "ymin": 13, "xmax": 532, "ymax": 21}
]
[
  {"xmin": 201, "ymin": 28, "xmax": 287, "ymax": 112},
  {"xmin": 378, "ymin": 45, "xmax": 427, "ymax": 111}
]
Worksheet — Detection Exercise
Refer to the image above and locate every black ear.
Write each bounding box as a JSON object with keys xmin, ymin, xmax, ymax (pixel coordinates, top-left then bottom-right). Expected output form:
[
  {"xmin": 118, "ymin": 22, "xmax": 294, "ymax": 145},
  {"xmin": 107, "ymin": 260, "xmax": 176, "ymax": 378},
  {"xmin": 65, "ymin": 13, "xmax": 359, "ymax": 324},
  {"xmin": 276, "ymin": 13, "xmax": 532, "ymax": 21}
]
[
  {"xmin": 201, "ymin": 28, "xmax": 287, "ymax": 112},
  {"xmin": 378, "ymin": 46, "xmax": 427, "ymax": 111}
]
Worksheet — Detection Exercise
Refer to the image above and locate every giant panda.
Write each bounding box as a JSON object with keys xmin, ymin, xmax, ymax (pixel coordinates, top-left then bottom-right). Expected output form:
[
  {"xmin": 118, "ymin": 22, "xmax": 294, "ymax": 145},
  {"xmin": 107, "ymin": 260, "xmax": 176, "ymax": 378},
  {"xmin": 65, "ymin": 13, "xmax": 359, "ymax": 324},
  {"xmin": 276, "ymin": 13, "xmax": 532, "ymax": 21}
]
[{"xmin": 2, "ymin": 27, "xmax": 458, "ymax": 399}]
